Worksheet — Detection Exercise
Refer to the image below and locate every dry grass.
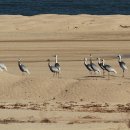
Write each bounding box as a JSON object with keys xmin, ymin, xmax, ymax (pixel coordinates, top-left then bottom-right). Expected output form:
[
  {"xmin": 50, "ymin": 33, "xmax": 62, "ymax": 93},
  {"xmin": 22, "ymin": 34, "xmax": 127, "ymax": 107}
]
[
  {"xmin": 67, "ymin": 120, "xmax": 80, "ymax": 124},
  {"xmin": 126, "ymin": 119, "xmax": 130, "ymax": 128},
  {"xmin": 0, "ymin": 118, "xmax": 24, "ymax": 124},
  {"xmin": 40, "ymin": 118, "xmax": 56, "ymax": 123}
]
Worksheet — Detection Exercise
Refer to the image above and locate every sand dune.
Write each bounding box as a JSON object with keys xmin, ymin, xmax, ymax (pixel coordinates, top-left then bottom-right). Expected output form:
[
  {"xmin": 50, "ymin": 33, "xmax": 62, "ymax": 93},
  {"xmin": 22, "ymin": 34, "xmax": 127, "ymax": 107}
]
[
  {"xmin": 57, "ymin": 77, "xmax": 130, "ymax": 103},
  {"xmin": 0, "ymin": 72, "xmax": 130, "ymax": 104},
  {"xmin": 0, "ymin": 72, "xmax": 76, "ymax": 101}
]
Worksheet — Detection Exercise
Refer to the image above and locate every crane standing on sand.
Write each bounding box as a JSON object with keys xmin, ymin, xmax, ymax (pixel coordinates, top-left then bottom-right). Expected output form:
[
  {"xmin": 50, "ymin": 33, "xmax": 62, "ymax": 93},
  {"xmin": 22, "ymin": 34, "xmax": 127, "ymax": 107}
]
[
  {"xmin": 117, "ymin": 54, "xmax": 128, "ymax": 77},
  {"xmin": 84, "ymin": 58, "xmax": 93, "ymax": 76},
  {"xmin": 0, "ymin": 63, "xmax": 7, "ymax": 72},
  {"xmin": 18, "ymin": 59, "xmax": 30, "ymax": 75},
  {"xmin": 102, "ymin": 59, "xmax": 117, "ymax": 79},
  {"xmin": 90, "ymin": 54, "xmax": 101, "ymax": 75},
  {"xmin": 97, "ymin": 58, "xmax": 105, "ymax": 76},
  {"xmin": 48, "ymin": 55, "xmax": 61, "ymax": 77},
  {"xmin": 54, "ymin": 55, "xmax": 61, "ymax": 72}
]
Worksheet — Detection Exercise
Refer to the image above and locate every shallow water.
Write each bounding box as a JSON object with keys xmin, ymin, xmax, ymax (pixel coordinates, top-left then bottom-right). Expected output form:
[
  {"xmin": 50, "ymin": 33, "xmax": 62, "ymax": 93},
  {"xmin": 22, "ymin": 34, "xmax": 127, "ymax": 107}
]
[{"xmin": 0, "ymin": 0, "xmax": 130, "ymax": 15}]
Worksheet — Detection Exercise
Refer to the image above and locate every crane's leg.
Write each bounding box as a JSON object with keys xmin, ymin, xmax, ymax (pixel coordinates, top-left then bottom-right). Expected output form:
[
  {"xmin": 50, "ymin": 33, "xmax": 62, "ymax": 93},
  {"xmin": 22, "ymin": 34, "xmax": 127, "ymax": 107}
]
[
  {"xmin": 123, "ymin": 70, "xmax": 124, "ymax": 77},
  {"xmin": 95, "ymin": 72, "xmax": 97, "ymax": 80},
  {"xmin": 93, "ymin": 72, "xmax": 97, "ymax": 80},
  {"xmin": 92, "ymin": 72, "xmax": 95, "ymax": 79},
  {"xmin": 89, "ymin": 71, "xmax": 91, "ymax": 76},
  {"xmin": 90, "ymin": 71, "xmax": 92, "ymax": 77},
  {"xmin": 22, "ymin": 72, "xmax": 23, "ymax": 77},
  {"xmin": 58, "ymin": 72, "xmax": 59, "ymax": 78},
  {"xmin": 21, "ymin": 72, "xmax": 25, "ymax": 80},
  {"xmin": 22, "ymin": 72, "xmax": 25, "ymax": 76},
  {"xmin": 108, "ymin": 72, "xmax": 110, "ymax": 80},
  {"xmin": 53, "ymin": 73, "xmax": 55, "ymax": 77},
  {"xmin": 56, "ymin": 72, "xmax": 57, "ymax": 77},
  {"xmin": 55, "ymin": 72, "xmax": 58, "ymax": 78},
  {"xmin": 56, "ymin": 72, "xmax": 58, "ymax": 78},
  {"xmin": 103, "ymin": 70, "xmax": 105, "ymax": 77}
]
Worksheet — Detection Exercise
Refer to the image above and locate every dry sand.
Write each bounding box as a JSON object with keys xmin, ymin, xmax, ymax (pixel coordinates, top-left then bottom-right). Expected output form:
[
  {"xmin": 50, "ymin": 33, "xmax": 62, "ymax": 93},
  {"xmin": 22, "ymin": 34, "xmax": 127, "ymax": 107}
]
[{"xmin": 0, "ymin": 14, "xmax": 130, "ymax": 130}]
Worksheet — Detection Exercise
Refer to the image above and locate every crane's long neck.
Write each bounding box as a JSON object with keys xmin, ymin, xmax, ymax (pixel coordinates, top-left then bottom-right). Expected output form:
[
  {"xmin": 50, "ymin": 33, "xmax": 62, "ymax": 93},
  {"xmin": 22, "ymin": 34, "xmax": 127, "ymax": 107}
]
[
  {"xmin": 84, "ymin": 58, "xmax": 87, "ymax": 65},
  {"xmin": 90, "ymin": 57, "xmax": 92, "ymax": 64},
  {"xmin": 118, "ymin": 55, "xmax": 122, "ymax": 62},
  {"xmin": 55, "ymin": 55, "xmax": 58, "ymax": 63},
  {"xmin": 90, "ymin": 54, "xmax": 92, "ymax": 64},
  {"xmin": 18, "ymin": 61, "xmax": 21, "ymax": 66},
  {"xmin": 48, "ymin": 60, "xmax": 51, "ymax": 68},
  {"xmin": 98, "ymin": 58, "xmax": 101, "ymax": 64},
  {"xmin": 102, "ymin": 59, "xmax": 105, "ymax": 66}
]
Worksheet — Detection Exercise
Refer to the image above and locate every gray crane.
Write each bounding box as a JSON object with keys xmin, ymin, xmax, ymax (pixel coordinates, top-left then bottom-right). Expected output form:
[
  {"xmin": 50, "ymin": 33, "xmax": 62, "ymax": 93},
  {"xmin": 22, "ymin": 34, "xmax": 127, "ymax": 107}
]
[
  {"xmin": 84, "ymin": 58, "xmax": 93, "ymax": 75},
  {"xmin": 48, "ymin": 55, "xmax": 61, "ymax": 77},
  {"xmin": 102, "ymin": 59, "xmax": 117, "ymax": 79},
  {"xmin": 117, "ymin": 54, "xmax": 128, "ymax": 77},
  {"xmin": 97, "ymin": 58, "xmax": 105, "ymax": 76},
  {"xmin": 18, "ymin": 59, "xmax": 30, "ymax": 75},
  {"xmin": 90, "ymin": 54, "xmax": 101, "ymax": 74},
  {"xmin": 54, "ymin": 55, "xmax": 61, "ymax": 71}
]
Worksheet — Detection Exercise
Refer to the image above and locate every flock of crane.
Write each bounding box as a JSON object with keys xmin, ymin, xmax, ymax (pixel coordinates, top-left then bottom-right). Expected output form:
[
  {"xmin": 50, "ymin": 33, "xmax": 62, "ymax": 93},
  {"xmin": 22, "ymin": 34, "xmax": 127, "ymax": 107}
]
[
  {"xmin": 0, "ymin": 54, "xmax": 128, "ymax": 79},
  {"xmin": 84, "ymin": 54, "xmax": 127, "ymax": 79}
]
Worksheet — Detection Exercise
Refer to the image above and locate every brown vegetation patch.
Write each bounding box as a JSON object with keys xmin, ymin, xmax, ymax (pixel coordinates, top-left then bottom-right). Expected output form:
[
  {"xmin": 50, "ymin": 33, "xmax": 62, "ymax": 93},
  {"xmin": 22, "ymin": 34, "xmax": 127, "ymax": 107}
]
[{"xmin": 40, "ymin": 118, "xmax": 56, "ymax": 123}]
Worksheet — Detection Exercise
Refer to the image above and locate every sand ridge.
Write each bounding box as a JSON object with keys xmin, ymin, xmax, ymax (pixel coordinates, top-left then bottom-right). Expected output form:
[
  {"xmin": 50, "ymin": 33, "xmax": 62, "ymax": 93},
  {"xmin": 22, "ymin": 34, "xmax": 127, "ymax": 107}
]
[{"xmin": 0, "ymin": 71, "xmax": 129, "ymax": 104}]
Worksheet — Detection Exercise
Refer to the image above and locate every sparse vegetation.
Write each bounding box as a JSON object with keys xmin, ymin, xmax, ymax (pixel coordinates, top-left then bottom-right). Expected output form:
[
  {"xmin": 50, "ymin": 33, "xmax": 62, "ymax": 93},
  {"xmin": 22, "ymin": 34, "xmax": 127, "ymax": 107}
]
[
  {"xmin": 126, "ymin": 119, "xmax": 130, "ymax": 128},
  {"xmin": 40, "ymin": 118, "xmax": 56, "ymax": 123}
]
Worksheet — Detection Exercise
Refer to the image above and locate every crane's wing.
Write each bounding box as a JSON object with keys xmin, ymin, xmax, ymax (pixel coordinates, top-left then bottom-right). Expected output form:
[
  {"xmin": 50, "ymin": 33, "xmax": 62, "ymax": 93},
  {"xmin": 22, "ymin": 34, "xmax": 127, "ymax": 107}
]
[
  {"xmin": 51, "ymin": 66, "xmax": 59, "ymax": 72},
  {"xmin": 55, "ymin": 63, "xmax": 61, "ymax": 71},
  {"xmin": 105, "ymin": 65, "xmax": 117, "ymax": 74},
  {"xmin": 85, "ymin": 63, "xmax": 93, "ymax": 71},
  {"xmin": 98, "ymin": 63, "xmax": 105, "ymax": 70},
  {"xmin": 120, "ymin": 61, "xmax": 128, "ymax": 70},
  {"xmin": 91, "ymin": 63, "xmax": 101, "ymax": 73},
  {"xmin": 21, "ymin": 64, "xmax": 30, "ymax": 74},
  {"xmin": 0, "ymin": 63, "xmax": 7, "ymax": 71}
]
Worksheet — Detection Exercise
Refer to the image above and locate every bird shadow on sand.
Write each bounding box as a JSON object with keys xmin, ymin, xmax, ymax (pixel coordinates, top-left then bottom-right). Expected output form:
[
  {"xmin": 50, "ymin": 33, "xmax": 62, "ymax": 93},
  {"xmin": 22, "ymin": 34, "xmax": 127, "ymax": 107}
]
[
  {"xmin": 77, "ymin": 76, "xmax": 104, "ymax": 81},
  {"xmin": 108, "ymin": 75, "xmax": 129, "ymax": 79},
  {"xmin": 123, "ymin": 77, "xmax": 130, "ymax": 80},
  {"xmin": 76, "ymin": 74, "xmax": 124, "ymax": 81}
]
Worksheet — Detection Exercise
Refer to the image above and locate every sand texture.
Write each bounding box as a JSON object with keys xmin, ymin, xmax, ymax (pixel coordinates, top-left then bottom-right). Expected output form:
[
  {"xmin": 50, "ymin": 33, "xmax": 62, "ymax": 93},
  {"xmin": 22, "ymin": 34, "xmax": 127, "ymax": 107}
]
[{"xmin": 0, "ymin": 14, "xmax": 130, "ymax": 130}]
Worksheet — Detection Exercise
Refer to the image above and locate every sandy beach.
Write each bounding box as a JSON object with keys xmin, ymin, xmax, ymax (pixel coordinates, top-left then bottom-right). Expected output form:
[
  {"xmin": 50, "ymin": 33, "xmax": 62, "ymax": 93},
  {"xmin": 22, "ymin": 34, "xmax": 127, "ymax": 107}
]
[{"xmin": 0, "ymin": 14, "xmax": 130, "ymax": 130}]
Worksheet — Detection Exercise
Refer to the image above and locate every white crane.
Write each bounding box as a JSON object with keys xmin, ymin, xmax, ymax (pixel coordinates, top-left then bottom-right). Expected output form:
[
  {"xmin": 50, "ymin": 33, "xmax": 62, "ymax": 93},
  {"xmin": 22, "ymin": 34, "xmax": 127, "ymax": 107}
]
[
  {"xmin": 102, "ymin": 59, "xmax": 117, "ymax": 79},
  {"xmin": 117, "ymin": 54, "xmax": 128, "ymax": 77},
  {"xmin": 18, "ymin": 59, "xmax": 30, "ymax": 75}
]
